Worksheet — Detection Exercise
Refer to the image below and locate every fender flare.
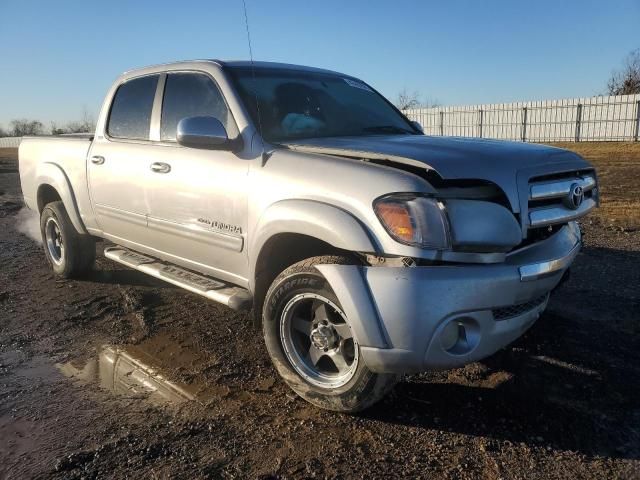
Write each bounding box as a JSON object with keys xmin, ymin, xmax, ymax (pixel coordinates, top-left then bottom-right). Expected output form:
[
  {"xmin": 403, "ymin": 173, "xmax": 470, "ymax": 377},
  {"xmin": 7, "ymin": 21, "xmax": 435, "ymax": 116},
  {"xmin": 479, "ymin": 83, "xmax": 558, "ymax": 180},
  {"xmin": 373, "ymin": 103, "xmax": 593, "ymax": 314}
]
[
  {"xmin": 35, "ymin": 162, "xmax": 87, "ymax": 234},
  {"xmin": 249, "ymin": 199, "xmax": 378, "ymax": 285},
  {"xmin": 315, "ymin": 264, "xmax": 388, "ymax": 349}
]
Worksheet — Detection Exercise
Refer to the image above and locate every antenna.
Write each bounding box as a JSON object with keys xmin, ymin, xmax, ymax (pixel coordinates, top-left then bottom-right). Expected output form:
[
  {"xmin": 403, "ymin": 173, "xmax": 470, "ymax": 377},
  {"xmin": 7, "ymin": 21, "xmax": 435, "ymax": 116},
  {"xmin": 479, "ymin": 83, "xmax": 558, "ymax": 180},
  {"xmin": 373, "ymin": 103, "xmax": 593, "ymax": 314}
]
[
  {"xmin": 241, "ymin": 0, "xmax": 267, "ymax": 163},
  {"xmin": 241, "ymin": 0, "xmax": 254, "ymax": 63}
]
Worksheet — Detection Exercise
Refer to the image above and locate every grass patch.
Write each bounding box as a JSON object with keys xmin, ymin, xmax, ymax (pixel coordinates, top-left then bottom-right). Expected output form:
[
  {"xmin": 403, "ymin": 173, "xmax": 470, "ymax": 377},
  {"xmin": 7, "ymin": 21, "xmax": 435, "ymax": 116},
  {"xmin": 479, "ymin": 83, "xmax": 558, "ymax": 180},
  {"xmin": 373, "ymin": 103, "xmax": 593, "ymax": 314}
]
[{"xmin": 547, "ymin": 142, "xmax": 640, "ymax": 230}]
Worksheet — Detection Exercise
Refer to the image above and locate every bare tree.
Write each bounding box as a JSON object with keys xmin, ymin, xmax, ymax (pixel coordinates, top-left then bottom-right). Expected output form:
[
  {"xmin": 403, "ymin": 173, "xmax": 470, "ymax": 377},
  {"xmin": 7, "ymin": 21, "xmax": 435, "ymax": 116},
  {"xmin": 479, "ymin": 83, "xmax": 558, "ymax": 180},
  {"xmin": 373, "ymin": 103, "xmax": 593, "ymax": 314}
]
[
  {"xmin": 0, "ymin": 125, "xmax": 7, "ymax": 137},
  {"xmin": 395, "ymin": 88, "xmax": 421, "ymax": 110},
  {"xmin": 50, "ymin": 121, "xmax": 65, "ymax": 135},
  {"xmin": 607, "ymin": 48, "xmax": 640, "ymax": 95},
  {"xmin": 64, "ymin": 121, "xmax": 91, "ymax": 134},
  {"xmin": 49, "ymin": 108, "xmax": 96, "ymax": 135},
  {"xmin": 421, "ymin": 97, "xmax": 441, "ymax": 108},
  {"xmin": 64, "ymin": 107, "xmax": 96, "ymax": 134},
  {"xmin": 10, "ymin": 119, "xmax": 44, "ymax": 136},
  {"xmin": 395, "ymin": 89, "xmax": 440, "ymax": 110}
]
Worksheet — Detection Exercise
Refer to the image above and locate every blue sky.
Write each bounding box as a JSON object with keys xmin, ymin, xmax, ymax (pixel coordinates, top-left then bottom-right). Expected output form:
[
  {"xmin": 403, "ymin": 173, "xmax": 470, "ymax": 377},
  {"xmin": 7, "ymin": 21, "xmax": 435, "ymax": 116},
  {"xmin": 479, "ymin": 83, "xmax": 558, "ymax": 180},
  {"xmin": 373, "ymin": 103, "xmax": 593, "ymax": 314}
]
[{"xmin": 0, "ymin": 0, "xmax": 638, "ymax": 127}]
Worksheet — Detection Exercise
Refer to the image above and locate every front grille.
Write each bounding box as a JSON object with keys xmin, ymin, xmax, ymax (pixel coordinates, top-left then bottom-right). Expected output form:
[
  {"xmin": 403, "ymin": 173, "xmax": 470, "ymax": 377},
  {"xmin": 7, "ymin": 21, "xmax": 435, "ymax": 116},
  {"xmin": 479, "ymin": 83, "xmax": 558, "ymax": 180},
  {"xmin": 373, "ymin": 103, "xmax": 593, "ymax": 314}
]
[
  {"xmin": 492, "ymin": 294, "xmax": 548, "ymax": 321},
  {"xmin": 527, "ymin": 170, "xmax": 597, "ymax": 229}
]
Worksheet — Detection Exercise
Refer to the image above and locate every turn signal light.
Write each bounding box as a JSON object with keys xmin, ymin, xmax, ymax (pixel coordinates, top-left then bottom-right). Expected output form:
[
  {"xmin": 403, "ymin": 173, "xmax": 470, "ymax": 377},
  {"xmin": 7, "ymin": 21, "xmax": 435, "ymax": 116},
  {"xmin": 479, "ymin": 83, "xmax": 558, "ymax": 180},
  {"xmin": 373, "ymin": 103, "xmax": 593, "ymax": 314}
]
[
  {"xmin": 374, "ymin": 194, "xmax": 450, "ymax": 249},
  {"xmin": 374, "ymin": 203, "xmax": 414, "ymax": 242}
]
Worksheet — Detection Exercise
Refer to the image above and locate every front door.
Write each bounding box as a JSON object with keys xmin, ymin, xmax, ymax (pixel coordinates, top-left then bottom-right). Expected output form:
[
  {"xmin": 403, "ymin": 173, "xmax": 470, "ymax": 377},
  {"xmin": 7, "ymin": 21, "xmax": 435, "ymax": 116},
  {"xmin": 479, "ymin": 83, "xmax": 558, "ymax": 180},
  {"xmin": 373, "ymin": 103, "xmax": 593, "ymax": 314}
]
[{"xmin": 144, "ymin": 71, "xmax": 249, "ymax": 286}]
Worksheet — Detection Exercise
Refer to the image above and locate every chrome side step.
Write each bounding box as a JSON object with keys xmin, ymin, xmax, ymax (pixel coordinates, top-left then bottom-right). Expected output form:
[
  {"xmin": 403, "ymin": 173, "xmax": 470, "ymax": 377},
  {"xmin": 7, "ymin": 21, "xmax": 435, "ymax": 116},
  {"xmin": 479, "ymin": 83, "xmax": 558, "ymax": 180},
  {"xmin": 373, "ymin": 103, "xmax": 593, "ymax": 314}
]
[{"xmin": 104, "ymin": 246, "xmax": 252, "ymax": 311}]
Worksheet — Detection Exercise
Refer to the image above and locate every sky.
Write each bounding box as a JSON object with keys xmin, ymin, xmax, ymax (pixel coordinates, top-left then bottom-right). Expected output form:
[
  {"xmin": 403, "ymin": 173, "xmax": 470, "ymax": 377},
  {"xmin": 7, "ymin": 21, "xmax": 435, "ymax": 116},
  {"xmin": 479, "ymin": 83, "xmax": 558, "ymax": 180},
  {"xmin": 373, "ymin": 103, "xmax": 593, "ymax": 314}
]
[{"xmin": 0, "ymin": 0, "xmax": 638, "ymax": 127}]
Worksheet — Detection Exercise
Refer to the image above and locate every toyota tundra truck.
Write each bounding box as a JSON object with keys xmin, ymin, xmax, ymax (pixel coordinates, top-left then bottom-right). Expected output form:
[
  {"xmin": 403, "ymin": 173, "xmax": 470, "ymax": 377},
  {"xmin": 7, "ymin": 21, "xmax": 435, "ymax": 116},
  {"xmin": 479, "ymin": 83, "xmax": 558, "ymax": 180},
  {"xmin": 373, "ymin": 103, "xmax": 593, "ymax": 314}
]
[{"xmin": 19, "ymin": 60, "xmax": 598, "ymax": 411}]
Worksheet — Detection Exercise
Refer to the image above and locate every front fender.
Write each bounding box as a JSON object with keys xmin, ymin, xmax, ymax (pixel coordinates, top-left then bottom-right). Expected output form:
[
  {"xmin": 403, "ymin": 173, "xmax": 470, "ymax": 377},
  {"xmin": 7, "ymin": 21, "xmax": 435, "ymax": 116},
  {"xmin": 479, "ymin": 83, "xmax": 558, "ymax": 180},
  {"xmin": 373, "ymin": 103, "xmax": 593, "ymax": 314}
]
[
  {"xmin": 35, "ymin": 162, "xmax": 87, "ymax": 234},
  {"xmin": 249, "ymin": 199, "xmax": 378, "ymax": 283}
]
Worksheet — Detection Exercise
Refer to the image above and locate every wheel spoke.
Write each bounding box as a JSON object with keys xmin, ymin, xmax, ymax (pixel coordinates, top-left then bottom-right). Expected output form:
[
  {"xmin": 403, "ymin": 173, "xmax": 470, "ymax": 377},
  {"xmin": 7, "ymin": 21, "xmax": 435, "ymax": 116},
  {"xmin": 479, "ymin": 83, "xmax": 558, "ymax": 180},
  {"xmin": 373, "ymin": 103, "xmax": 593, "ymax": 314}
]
[
  {"xmin": 332, "ymin": 322, "xmax": 352, "ymax": 340},
  {"xmin": 313, "ymin": 301, "xmax": 330, "ymax": 322},
  {"xmin": 291, "ymin": 315, "xmax": 312, "ymax": 335},
  {"xmin": 327, "ymin": 350, "xmax": 348, "ymax": 372},
  {"xmin": 308, "ymin": 345, "xmax": 323, "ymax": 366}
]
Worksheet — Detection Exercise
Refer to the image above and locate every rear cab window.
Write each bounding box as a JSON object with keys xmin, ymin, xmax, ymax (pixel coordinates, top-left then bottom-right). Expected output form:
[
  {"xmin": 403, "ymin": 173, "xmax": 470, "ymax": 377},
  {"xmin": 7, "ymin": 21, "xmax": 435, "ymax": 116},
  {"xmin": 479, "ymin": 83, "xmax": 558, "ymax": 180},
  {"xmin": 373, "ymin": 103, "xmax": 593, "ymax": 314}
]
[{"xmin": 107, "ymin": 74, "xmax": 159, "ymax": 140}]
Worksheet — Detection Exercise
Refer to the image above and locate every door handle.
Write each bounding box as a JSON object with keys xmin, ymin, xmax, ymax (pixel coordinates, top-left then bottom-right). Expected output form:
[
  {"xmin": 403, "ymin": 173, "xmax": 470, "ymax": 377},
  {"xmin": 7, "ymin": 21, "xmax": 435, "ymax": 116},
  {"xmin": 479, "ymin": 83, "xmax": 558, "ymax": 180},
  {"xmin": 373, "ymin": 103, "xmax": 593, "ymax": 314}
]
[
  {"xmin": 150, "ymin": 162, "xmax": 171, "ymax": 174},
  {"xmin": 91, "ymin": 155, "xmax": 105, "ymax": 165}
]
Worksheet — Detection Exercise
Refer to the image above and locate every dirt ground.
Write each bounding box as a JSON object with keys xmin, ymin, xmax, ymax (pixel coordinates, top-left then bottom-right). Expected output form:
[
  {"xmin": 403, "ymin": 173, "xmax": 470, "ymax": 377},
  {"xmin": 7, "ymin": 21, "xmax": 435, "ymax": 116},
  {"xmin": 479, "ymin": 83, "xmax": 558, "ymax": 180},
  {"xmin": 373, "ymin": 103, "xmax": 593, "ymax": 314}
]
[
  {"xmin": 549, "ymin": 142, "xmax": 640, "ymax": 230},
  {"xmin": 1, "ymin": 143, "xmax": 639, "ymax": 479}
]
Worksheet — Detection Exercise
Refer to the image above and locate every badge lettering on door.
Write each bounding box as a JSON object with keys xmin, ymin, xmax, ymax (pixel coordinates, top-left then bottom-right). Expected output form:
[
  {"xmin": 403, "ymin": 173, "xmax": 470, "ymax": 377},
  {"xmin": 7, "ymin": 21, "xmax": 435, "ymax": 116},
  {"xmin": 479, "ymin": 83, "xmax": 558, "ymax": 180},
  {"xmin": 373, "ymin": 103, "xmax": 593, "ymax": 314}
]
[{"xmin": 197, "ymin": 218, "xmax": 242, "ymax": 235}]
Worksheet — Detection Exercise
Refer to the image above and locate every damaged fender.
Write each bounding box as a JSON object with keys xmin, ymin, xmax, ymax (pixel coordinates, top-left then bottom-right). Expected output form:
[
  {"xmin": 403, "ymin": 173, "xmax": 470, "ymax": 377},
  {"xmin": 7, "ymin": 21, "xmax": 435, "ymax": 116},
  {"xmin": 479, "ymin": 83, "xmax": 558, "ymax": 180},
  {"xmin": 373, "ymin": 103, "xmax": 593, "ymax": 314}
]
[{"xmin": 314, "ymin": 264, "xmax": 388, "ymax": 349}]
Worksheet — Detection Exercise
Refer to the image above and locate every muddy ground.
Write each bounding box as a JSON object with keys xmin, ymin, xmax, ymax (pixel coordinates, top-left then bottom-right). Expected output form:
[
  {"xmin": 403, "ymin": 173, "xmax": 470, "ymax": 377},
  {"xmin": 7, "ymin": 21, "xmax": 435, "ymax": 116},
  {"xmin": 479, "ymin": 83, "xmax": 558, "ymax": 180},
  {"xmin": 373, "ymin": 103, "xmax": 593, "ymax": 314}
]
[{"xmin": 1, "ymin": 144, "xmax": 639, "ymax": 479}]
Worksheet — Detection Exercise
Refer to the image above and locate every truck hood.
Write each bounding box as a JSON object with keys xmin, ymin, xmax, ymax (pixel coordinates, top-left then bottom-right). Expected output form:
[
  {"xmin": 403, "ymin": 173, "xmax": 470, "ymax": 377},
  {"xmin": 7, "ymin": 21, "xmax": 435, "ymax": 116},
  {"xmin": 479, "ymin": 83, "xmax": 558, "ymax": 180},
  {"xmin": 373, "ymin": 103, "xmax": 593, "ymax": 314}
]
[{"xmin": 283, "ymin": 135, "xmax": 592, "ymax": 212}]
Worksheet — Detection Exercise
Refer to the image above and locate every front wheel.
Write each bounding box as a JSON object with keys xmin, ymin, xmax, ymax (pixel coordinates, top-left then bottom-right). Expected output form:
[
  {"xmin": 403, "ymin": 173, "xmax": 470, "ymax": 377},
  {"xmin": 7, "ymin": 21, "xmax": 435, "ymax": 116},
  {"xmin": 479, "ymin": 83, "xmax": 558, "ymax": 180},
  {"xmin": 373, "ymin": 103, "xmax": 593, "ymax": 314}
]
[{"xmin": 262, "ymin": 256, "xmax": 398, "ymax": 412}]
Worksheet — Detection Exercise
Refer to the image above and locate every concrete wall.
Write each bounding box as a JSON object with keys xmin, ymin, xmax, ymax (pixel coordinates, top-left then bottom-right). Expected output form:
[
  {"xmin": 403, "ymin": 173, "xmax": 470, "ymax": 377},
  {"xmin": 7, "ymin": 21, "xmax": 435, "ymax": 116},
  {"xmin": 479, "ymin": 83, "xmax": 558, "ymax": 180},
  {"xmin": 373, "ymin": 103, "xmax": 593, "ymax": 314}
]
[{"xmin": 0, "ymin": 137, "xmax": 22, "ymax": 148}]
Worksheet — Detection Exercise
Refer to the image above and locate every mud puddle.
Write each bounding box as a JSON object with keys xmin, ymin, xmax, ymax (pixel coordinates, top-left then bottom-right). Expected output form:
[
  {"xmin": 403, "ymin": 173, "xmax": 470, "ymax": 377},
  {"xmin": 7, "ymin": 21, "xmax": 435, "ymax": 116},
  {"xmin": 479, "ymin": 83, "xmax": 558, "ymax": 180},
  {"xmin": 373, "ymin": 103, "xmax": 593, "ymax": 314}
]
[
  {"xmin": 57, "ymin": 334, "xmax": 229, "ymax": 405},
  {"xmin": 5, "ymin": 334, "xmax": 225, "ymax": 408}
]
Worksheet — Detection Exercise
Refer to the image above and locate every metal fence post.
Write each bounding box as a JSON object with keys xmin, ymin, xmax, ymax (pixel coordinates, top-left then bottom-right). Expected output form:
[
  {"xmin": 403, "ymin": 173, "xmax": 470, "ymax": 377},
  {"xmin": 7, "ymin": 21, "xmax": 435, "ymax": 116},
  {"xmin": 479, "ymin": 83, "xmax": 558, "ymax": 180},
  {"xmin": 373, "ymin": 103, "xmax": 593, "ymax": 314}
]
[
  {"xmin": 635, "ymin": 100, "xmax": 640, "ymax": 142},
  {"xmin": 439, "ymin": 111, "xmax": 444, "ymax": 136},
  {"xmin": 521, "ymin": 107, "xmax": 528, "ymax": 142},
  {"xmin": 575, "ymin": 103, "xmax": 583, "ymax": 142},
  {"xmin": 478, "ymin": 109, "xmax": 484, "ymax": 138}
]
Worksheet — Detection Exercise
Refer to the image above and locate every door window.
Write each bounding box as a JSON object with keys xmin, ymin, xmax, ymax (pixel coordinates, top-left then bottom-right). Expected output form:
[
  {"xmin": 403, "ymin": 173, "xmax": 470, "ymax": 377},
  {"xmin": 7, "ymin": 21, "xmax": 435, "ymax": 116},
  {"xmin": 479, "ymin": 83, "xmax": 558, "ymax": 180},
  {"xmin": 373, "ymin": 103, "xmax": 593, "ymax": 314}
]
[
  {"xmin": 160, "ymin": 72, "xmax": 234, "ymax": 141},
  {"xmin": 107, "ymin": 75, "xmax": 159, "ymax": 140}
]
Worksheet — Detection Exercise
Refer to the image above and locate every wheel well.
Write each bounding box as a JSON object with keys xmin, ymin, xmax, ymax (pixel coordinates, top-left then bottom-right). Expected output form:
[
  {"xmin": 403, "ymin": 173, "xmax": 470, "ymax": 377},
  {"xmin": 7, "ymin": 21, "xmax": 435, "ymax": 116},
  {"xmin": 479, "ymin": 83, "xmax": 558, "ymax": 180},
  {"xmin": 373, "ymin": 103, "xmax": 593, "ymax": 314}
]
[
  {"xmin": 37, "ymin": 184, "xmax": 61, "ymax": 213},
  {"xmin": 252, "ymin": 233, "xmax": 355, "ymax": 327}
]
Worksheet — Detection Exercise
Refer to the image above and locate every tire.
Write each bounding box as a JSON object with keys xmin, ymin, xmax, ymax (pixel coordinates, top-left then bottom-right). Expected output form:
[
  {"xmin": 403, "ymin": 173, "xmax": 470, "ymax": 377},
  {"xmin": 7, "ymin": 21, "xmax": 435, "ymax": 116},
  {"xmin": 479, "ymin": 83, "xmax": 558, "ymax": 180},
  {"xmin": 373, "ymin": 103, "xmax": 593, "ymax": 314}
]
[
  {"xmin": 40, "ymin": 201, "xmax": 95, "ymax": 278},
  {"xmin": 263, "ymin": 255, "xmax": 398, "ymax": 412}
]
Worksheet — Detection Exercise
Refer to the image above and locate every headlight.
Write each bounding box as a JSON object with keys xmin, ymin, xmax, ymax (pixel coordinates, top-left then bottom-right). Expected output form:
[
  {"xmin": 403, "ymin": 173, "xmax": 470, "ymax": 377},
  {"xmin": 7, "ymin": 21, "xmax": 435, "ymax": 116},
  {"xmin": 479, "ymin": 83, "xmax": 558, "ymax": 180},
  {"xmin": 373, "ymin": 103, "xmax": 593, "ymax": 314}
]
[{"xmin": 374, "ymin": 194, "xmax": 450, "ymax": 249}]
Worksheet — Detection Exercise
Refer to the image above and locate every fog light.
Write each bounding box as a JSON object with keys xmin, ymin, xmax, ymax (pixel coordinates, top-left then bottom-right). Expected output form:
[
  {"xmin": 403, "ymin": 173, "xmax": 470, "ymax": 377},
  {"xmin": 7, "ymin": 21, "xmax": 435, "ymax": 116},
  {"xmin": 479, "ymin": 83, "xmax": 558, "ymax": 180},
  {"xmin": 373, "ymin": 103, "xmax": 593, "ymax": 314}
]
[
  {"xmin": 440, "ymin": 321, "xmax": 460, "ymax": 351},
  {"xmin": 439, "ymin": 317, "xmax": 480, "ymax": 355}
]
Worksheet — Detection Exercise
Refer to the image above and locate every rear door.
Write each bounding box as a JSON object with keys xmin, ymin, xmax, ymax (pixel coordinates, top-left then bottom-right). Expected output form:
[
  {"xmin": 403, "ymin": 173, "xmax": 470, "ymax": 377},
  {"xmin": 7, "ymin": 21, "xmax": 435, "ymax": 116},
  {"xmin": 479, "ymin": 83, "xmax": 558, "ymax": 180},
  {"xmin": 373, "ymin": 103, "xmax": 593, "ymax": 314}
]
[
  {"xmin": 143, "ymin": 71, "xmax": 249, "ymax": 286},
  {"xmin": 88, "ymin": 74, "xmax": 160, "ymax": 246}
]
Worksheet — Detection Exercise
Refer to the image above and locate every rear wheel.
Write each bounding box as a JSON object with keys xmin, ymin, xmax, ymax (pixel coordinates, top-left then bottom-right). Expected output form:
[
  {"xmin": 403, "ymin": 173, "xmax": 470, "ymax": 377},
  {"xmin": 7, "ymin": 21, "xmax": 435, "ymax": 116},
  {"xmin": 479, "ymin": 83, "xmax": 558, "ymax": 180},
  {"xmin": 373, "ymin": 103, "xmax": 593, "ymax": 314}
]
[
  {"xmin": 263, "ymin": 255, "xmax": 398, "ymax": 412},
  {"xmin": 40, "ymin": 201, "xmax": 95, "ymax": 278}
]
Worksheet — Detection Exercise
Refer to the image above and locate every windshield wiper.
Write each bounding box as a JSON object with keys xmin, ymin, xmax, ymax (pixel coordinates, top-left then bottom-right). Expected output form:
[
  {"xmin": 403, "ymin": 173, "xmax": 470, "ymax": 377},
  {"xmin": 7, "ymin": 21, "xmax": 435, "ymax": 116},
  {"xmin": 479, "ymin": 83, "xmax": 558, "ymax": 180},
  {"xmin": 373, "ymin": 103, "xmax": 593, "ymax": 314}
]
[{"xmin": 362, "ymin": 125, "xmax": 415, "ymax": 135}]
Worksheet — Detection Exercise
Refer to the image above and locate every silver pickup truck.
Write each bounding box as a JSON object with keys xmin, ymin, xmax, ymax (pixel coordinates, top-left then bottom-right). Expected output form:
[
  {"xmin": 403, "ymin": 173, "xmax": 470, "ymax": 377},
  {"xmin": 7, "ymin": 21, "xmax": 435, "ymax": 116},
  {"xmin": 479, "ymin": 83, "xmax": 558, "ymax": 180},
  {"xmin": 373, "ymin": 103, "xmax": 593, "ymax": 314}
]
[{"xmin": 19, "ymin": 60, "xmax": 598, "ymax": 411}]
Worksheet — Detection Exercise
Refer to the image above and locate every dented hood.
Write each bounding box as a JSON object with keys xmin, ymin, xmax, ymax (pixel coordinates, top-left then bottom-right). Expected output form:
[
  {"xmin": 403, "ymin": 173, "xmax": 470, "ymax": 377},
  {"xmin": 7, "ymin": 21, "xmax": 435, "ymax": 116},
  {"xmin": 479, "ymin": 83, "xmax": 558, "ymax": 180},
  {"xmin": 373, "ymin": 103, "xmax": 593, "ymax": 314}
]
[{"xmin": 284, "ymin": 135, "xmax": 592, "ymax": 212}]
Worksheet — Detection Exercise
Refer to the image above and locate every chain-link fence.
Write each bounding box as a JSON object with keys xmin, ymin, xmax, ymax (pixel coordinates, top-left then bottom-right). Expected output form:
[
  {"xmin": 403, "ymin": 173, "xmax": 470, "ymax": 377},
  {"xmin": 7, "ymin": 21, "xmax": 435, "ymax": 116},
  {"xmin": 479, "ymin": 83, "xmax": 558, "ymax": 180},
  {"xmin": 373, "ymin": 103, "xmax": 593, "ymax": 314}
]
[{"xmin": 405, "ymin": 94, "xmax": 640, "ymax": 142}]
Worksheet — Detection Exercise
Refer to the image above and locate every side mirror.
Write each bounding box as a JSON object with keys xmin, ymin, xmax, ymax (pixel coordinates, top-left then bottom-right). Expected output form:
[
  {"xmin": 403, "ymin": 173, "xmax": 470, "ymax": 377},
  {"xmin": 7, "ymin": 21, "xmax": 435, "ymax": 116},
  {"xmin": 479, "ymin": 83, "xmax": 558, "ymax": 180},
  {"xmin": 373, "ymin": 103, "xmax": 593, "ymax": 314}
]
[
  {"xmin": 411, "ymin": 121, "xmax": 424, "ymax": 134},
  {"xmin": 177, "ymin": 116, "xmax": 230, "ymax": 150}
]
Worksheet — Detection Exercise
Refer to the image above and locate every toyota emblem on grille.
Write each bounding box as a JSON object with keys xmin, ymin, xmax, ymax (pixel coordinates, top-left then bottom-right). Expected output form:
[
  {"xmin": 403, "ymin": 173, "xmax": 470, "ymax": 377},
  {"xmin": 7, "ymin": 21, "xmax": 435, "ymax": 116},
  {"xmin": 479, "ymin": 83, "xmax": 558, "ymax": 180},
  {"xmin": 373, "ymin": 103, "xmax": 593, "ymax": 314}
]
[{"xmin": 564, "ymin": 183, "xmax": 584, "ymax": 210}]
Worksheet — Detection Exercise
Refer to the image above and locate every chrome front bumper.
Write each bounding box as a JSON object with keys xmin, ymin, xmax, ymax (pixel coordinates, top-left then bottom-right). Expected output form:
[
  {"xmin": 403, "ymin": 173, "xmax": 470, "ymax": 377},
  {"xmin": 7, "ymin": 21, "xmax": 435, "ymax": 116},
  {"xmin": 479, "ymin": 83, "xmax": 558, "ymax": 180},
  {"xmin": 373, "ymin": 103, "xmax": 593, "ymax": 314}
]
[
  {"xmin": 518, "ymin": 241, "xmax": 580, "ymax": 281},
  {"xmin": 317, "ymin": 222, "xmax": 582, "ymax": 373}
]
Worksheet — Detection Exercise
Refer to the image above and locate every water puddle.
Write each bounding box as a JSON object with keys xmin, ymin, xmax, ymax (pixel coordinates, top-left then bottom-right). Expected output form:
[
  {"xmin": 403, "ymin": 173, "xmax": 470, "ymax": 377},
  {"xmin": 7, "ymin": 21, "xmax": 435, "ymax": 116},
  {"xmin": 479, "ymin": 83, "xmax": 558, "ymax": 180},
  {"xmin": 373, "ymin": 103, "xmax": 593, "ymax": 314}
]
[{"xmin": 57, "ymin": 336, "xmax": 222, "ymax": 406}]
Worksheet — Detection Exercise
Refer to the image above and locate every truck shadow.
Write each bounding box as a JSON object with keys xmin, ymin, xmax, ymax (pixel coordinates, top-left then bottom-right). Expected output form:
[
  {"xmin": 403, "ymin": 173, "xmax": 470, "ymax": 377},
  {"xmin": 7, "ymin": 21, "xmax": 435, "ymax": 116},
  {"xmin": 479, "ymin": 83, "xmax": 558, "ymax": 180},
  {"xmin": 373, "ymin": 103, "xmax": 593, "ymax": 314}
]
[{"xmin": 365, "ymin": 307, "xmax": 640, "ymax": 460}]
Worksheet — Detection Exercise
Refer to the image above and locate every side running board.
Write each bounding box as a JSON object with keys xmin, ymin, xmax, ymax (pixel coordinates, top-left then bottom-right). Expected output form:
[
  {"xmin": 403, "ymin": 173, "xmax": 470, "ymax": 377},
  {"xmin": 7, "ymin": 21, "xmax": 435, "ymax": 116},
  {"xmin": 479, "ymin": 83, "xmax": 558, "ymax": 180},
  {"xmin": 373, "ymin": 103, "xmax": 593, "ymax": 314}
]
[{"xmin": 104, "ymin": 246, "xmax": 252, "ymax": 311}]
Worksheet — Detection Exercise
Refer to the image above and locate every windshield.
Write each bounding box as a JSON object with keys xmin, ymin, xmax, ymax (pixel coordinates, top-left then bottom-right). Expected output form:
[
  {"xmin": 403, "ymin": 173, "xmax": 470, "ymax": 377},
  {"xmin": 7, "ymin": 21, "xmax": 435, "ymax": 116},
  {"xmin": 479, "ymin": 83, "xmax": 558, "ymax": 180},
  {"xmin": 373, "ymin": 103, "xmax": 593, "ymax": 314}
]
[{"xmin": 226, "ymin": 66, "xmax": 419, "ymax": 143}]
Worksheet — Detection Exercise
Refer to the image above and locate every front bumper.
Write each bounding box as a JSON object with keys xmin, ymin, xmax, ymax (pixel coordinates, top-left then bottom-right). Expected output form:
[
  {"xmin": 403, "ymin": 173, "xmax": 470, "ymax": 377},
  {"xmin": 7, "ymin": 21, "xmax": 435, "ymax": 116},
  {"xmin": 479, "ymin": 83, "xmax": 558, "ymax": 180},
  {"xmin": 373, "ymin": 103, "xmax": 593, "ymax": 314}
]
[{"xmin": 316, "ymin": 222, "xmax": 581, "ymax": 373}]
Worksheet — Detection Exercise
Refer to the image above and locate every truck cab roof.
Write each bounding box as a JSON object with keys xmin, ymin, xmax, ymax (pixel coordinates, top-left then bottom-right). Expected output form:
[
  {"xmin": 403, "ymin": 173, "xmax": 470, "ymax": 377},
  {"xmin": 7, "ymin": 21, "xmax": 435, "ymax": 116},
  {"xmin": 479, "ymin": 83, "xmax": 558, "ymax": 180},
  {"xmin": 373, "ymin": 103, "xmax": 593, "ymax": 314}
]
[{"xmin": 121, "ymin": 59, "xmax": 350, "ymax": 79}]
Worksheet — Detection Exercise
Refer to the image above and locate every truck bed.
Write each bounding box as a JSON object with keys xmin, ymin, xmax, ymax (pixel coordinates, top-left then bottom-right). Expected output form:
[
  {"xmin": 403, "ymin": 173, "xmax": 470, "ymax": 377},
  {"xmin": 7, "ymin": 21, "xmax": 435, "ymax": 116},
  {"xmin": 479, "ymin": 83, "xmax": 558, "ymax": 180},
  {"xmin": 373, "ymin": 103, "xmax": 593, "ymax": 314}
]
[{"xmin": 19, "ymin": 135, "xmax": 94, "ymax": 230}]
